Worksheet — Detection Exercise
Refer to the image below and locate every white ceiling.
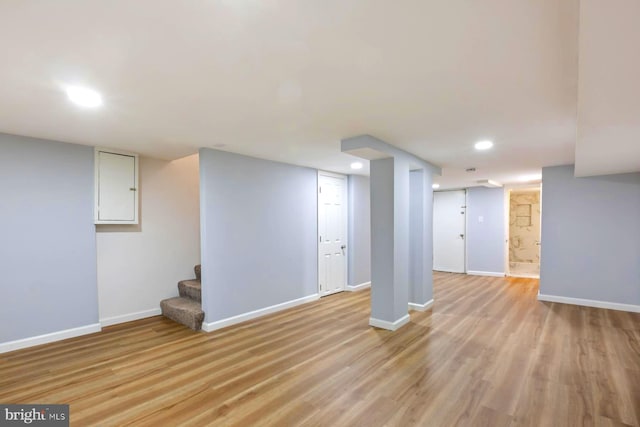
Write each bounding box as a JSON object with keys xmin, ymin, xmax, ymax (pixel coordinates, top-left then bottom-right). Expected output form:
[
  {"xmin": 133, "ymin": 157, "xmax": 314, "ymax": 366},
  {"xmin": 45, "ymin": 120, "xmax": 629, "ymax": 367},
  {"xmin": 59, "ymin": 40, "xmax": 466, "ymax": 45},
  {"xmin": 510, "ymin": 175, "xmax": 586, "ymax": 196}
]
[{"xmin": 0, "ymin": 0, "xmax": 632, "ymax": 189}]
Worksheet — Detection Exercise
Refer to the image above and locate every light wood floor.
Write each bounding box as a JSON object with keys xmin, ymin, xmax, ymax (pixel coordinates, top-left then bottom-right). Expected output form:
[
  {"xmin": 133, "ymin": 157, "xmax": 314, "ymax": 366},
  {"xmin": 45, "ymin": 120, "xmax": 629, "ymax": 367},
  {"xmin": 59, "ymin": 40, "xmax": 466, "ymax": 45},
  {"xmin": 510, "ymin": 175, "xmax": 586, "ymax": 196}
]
[{"xmin": 1, "ymin": 273, "xmax": 639, "ymax": 426}]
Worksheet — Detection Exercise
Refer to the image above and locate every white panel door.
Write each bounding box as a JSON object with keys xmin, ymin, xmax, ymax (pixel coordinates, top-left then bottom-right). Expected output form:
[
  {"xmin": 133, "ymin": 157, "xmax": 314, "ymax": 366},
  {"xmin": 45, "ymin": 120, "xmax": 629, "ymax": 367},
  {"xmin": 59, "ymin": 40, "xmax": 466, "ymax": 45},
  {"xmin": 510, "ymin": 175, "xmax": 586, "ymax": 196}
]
[
  {"xmin": 433, "ymin": 190, "xmax": 466, "ymax": 273},
  {"xmin": 318, "ymin": 172, "xmax": 347, "ymax": 296},
  {"xmin": 96, "ymin": 151, "xmax": 138, "ymax": 223}
]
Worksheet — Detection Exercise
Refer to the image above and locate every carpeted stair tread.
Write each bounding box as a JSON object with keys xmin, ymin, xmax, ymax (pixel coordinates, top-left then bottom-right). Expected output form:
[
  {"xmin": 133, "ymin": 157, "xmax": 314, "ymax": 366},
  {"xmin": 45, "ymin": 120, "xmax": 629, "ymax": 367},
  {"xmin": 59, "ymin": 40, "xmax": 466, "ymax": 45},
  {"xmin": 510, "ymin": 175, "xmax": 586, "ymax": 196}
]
[
  {"xmin": 194, "ymin": 264, "xmax": 201, "ymax": 280},
  {"xmin": 160, "ymin": 297, "xmax": 204, "ymax": 331},
  {"xmin": 178, "ymin": 279, "xmax": 201, "ymax": 302}
]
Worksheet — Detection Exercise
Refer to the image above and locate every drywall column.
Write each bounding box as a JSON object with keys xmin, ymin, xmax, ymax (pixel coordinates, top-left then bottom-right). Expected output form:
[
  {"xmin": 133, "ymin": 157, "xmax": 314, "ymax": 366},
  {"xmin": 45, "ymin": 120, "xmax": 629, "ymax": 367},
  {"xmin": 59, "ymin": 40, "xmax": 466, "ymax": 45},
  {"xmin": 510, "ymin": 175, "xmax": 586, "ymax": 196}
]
[
  {"xmin": 409, "ymin": 169, "xmax": 434, "ymax": 310},
  {"xmin": 369, "ymin": 157, "xmax": 411, "ymax": 330},
  {"xmin": 342, "ymin": 134, "xmax": 441, "ymax": 331}
]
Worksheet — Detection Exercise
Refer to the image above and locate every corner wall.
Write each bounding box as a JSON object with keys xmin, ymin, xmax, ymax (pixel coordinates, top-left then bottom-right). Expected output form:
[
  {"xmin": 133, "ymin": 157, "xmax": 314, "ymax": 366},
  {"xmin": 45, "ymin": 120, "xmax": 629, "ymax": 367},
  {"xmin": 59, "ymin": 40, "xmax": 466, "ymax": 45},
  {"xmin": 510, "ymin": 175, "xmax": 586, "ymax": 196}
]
[
  {"xmin": 539, "ymin": 165, "xmax": 640, "ymax": 308},
  {"xmin": 348, "ymin": 175, "xmax": 371, "ymax": 288},
  {"xmin": 96, "ymin": 154, "xmax": 201, "ymax": 325},
  {"xmin": 466, "ymin": 187, "xmax": 506, "ymax": 275},
  {"xmin": 199, "ymin": 149, "xmax": 318, "ymax": 326},
  {"xmin": 0, "ymin": 133, "xmax": 99, "ymax": 344}
]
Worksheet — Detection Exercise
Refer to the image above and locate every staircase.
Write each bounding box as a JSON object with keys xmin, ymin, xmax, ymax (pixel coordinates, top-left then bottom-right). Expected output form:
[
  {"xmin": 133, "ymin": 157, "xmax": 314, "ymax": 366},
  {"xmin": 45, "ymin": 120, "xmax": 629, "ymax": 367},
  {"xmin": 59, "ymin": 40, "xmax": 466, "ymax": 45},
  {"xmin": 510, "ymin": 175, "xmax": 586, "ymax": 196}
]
[{"xmin": 160, "ymin": 264, "xmax": 204, "ymax": 331}]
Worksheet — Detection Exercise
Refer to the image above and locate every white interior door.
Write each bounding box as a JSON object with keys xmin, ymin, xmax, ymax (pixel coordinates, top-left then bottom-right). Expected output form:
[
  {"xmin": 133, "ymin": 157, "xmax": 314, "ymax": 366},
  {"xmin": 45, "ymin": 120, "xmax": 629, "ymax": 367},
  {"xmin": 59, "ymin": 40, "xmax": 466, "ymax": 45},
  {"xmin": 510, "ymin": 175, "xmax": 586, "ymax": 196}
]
[
  {"xmin": 318, "ymin": 172, "xmax": 348, "ymax": 296},
  {"xmin": 433, "ymin": 190, "xmax": 466, "ymax": 273}
]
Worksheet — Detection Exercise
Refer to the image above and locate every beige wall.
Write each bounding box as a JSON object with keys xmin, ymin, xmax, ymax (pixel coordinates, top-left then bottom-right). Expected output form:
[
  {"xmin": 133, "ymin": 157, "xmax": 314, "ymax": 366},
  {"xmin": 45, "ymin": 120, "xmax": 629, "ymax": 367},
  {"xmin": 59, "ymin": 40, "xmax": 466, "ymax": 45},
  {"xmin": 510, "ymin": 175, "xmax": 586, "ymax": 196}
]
[{"xmin": 96, "ymin": 154, "xmax": 200, "ymax": 325}]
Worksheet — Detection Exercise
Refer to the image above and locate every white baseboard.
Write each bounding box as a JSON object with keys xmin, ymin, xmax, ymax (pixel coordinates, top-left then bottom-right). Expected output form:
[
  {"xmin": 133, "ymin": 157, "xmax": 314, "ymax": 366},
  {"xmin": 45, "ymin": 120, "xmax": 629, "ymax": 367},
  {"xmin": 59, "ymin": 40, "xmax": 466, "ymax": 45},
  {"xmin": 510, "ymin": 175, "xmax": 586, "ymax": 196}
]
[
  {"xmin": 508, "ymin": 273, "xmax": 540, "ymax": 279},
  {"xmin": 369, "ymin": 314, "xmax": 410, "ymax": 331},
  {"xmin": 100, "ymin": 308, "xmax": 162, "ymax": 327},
  {"xmin": 538, "ymin": 293, "xmax": 640, "ymax": 313},
  {"xmin": 409, "ymin": 299, "xmax": 434, "ymax": 312},
  {"xmin": 346, "ymin": 281, "xmax": 371, "ymax": 292},
  {"xmin": 0, "ymin": 323, "xmax": 102, "ymax": 354},
  {"xmin": 467, "ymin": 271, "xmax": 505, "ymax": 277},
  {"xmin": 202, "ymin": 294, "xmax": 320, "ymax": 332}
]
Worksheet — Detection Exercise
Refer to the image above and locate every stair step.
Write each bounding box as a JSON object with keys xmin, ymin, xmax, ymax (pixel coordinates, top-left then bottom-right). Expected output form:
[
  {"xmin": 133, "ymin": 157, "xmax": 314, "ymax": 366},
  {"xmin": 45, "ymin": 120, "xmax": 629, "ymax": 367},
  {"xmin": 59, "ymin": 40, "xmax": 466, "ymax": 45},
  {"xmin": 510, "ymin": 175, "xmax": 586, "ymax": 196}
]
[
  {"xmin": 194, "ymin": 264, "xmax": 201, "ymax": 280},
  {"xmin": 178, "ymin": 279, "xmax": 201, "ymax": 302},
  {"xmin": 160, "ymin": 297, "xmax": 204, "ymax": 331}
]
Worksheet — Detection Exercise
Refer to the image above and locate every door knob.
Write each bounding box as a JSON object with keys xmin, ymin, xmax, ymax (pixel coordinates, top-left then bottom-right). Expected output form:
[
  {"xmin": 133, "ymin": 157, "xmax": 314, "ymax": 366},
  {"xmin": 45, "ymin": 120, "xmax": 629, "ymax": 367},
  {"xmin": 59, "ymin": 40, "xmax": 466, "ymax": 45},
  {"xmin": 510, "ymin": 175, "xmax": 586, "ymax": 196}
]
[
  {"xmin": 341, "ymin": 245, "xmax": 346, "ymax": 249},
  {"xmin": 460, "ymin": 234, "xmax": 464, "ymax": 239}
]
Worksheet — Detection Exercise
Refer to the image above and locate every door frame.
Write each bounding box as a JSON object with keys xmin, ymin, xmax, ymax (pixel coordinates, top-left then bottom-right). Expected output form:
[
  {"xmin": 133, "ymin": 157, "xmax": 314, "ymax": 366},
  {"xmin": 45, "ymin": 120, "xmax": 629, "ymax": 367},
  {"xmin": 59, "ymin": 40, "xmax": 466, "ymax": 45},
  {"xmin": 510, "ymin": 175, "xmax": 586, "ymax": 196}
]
[
  {"xmin": 503, "ymin": 183, "xmax": 542, "ymax": 277},
  {"xmin": 463, "ymin": 189, "xmax": 469, "ymax": 273},
  {"xmin": 317, "ymin": 170, "xmax": 349, "ymax": 296}
]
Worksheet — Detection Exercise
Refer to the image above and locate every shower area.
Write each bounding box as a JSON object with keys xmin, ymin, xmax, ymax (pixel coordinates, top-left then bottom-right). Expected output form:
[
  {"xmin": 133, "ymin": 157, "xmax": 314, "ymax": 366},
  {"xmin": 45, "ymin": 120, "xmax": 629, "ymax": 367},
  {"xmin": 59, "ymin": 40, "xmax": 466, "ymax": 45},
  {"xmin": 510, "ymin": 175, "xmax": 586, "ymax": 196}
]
[{"xmin": 508, "ymin": 188, "xmax": 541, "ymax": 278}]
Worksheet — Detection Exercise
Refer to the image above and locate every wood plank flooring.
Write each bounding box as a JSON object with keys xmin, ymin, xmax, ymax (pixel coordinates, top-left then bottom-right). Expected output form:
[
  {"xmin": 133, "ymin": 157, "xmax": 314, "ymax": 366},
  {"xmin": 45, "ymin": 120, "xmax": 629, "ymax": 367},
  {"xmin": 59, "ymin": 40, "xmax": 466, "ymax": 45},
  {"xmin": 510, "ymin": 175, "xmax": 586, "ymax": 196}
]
[{"xmin": 1, "ymin": 273, "xmax": 639, "ymax": 426}]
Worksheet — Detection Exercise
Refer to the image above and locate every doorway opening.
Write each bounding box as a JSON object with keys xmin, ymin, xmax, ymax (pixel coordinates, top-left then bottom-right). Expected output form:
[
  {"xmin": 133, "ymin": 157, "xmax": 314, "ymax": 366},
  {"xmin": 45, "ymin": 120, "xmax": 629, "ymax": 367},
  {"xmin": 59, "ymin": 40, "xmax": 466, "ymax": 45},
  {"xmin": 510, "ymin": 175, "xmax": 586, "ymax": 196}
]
[{"xmin": 505, "ymin": 186, "xmax": 541, "ymax": 278}]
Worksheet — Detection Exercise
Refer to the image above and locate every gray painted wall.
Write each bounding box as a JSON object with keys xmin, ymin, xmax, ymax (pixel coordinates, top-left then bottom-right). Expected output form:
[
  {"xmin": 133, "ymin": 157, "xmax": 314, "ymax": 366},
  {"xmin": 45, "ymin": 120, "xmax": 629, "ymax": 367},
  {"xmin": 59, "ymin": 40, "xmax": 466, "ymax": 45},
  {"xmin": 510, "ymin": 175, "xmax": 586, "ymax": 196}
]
[
  {"xmin": 348, "ymin": 175, "xmax": 371, "ymax": 287},
  {"xmin": 540, "ymin": 165, "xmax": 640, "ymax": 305},
  {"xmin": 466, "ymin": 187, "xmax": 506, "ymax": 274},
  {"xmin": 392, "ymin": 158, "xmax": 411, "ymax": 319},
  {"xmin": 0, "ymin": 133, "xmax": 98, "ymax": 343},
  {"xmin": 199, "ymin": 149, "xmax": 318, "ymax": 322}
]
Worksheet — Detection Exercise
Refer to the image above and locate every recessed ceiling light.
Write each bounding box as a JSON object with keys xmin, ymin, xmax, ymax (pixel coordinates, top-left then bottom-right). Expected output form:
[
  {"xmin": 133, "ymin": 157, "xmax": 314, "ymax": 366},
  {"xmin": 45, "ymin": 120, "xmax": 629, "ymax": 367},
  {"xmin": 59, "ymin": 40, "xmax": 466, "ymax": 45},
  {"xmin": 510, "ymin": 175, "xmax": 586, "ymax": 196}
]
[
  {"xmin": 518, "ymin": 174, "xmax": 542, "ymax": 182},
  {"xmin": 474, "ymin": 140, "xmax": 494, "ymax": 150},
  {"xmin": 432, "ymin": 183, "xmax": 440, "ymax": 189},
  {"xmin": 350, "ymin": 162, "xmax": 363, "ymax": 170},
  {"xmin": 66, "ymin": 85, "xmax": 103, "ymax": 108}
]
